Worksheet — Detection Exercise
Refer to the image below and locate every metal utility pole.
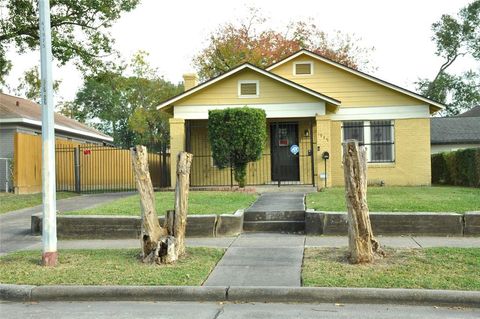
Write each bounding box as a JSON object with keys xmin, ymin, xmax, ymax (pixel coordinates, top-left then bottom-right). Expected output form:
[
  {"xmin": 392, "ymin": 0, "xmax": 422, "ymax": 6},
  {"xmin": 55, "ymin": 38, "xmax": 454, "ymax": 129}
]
[{"xmin": 39, "ymin": 0, "xmax": 57, "ymax": 266}]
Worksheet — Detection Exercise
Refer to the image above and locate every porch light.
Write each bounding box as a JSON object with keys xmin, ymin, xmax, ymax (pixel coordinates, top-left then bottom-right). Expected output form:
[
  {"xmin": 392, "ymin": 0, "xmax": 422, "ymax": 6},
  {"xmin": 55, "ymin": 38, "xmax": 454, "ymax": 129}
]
[{"xmin": 304, "ymin": 129, "xmax": 310, "ymax": 137}]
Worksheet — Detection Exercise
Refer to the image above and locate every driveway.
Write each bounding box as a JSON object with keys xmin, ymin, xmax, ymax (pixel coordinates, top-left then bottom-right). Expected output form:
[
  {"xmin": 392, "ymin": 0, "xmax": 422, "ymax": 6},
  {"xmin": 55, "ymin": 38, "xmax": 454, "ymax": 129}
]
[{"xmin": 0, "ymin": 192, "xmax": 134, "ymax": 255}]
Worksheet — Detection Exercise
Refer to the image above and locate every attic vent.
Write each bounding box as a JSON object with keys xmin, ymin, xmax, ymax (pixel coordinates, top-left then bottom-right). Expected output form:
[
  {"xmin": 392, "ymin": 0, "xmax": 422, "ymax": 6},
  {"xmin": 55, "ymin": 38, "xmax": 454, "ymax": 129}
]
[
  {"xmin": 294, "ymin": 62, "xmax": 313, "ymax": 75},
  {"xmin": 238, "ymin": 81, "xmax": 259, "ymax": 97}
]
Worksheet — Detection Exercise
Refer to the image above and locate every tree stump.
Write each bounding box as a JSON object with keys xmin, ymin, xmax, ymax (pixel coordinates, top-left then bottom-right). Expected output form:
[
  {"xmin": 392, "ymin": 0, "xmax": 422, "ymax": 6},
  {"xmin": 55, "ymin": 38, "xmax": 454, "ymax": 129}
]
[
  {"xmin": 343, "ymin": 140, "xmax": 382, "ymax": 264},
  {"xmin": 131, "ymin": 145, "xmax": 176, "ymax": 264},
  {"xmin": 173, "ymin": 151, "xmax": 193, "ymax": 257}
]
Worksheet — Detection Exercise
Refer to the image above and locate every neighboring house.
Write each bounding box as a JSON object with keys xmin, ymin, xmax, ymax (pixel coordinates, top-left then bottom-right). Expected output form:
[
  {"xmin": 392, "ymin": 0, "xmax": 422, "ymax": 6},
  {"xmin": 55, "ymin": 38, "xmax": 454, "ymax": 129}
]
[
  {"xmin": 0, "ymin": 93, "xmax": 113, "ymax": 192},
  {"xmin": 430, "ymin": 107, "xmax": 480, "ymax": 154},
  {"xmin": 157, "ymin": 49, "xmax": 444, "ymax": 188}
]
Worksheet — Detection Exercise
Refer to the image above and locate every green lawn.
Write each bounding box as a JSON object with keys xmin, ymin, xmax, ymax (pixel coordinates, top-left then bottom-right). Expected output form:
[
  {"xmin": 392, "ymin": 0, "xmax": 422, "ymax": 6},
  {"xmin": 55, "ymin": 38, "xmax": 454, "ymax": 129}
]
[
  {"xmin": 65, "ymin": 191, "xmax": 258, "ymax": 216},
  {"xmin": 0, "ymin": 192, "xmax": 77, "ymax": 214},
  {"xmin": 303, "ymin": 248, "xmax": 480, "ymax": 290},
  {"xmin": 0, "ymin": 248, "xmax": 223, "ymax": 286},
  {"xmin": 307, "ymin": 186, "xmax": 480, "ymax": 213}
]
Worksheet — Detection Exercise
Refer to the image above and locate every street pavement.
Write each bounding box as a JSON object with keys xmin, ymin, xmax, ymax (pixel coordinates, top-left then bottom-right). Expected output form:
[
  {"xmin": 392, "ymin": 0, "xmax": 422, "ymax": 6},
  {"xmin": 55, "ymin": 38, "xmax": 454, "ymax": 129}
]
[
  {"xmin": 0, "ymin": 192, "xmax": 135, "ymax": 255},
  {"xmin": 1, "ymin": 301, "xmax": 478, "ymax": 319}
]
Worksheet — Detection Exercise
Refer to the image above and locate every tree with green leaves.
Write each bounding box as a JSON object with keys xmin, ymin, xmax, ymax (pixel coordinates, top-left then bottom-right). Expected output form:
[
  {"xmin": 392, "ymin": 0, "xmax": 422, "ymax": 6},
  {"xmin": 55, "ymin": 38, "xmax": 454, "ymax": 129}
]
[
  {"xmin": 14, "ymin": 66, "xmax": 61, "ymax": 102},
  {"xmin": 208, "ymin": 107, "xmax": 267, "ymax": 187},
  {"xmin": 193, "ymin": 8, "xmax": 374, "ymax": 80},
  {"xmin": 416, "ymin": 0, "xmax": 480, "ymax": 116},
  {"xmin": 68, "ymin": 51, "xmax": 183, "ymax": 149},
  {"xmin": 0, "ymin": 0, "xmax": 140, "ymax": 84}
]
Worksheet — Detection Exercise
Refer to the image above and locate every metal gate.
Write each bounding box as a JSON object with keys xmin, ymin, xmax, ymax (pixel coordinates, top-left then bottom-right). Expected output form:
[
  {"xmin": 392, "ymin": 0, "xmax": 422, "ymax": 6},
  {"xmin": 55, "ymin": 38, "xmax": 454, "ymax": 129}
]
[
  {"xmin": 186, "ymin": 119, "xmax": 315, "ymax": 187},
  {"xmin": 55, "ymin": 145, "xmax": 170, "ymax": 193}
]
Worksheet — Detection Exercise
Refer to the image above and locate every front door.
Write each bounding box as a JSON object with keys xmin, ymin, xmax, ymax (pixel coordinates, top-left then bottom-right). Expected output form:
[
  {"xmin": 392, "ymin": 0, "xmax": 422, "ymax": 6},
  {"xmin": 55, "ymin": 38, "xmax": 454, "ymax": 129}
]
[{"xmin": 270, "ymin": 122, "xmax": 300, "ymax": 182}]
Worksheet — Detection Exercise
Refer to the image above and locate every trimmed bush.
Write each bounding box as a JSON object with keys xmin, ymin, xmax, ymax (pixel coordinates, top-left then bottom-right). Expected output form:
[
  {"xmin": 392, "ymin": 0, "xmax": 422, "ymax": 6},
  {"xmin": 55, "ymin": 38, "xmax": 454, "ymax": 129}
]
[
  {"xmin": 208, "ymin": 107, "xmax": 267, "ymax": 187},
  {"xmin": 431, "ymin": 148, "xmax": 480, "ymax": 187}
]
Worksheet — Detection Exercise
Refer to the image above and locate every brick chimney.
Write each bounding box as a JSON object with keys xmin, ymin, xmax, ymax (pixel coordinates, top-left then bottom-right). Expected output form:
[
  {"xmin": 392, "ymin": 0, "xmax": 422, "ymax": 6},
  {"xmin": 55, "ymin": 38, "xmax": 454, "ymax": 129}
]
[{"xmin": 183, "ymin": 73, "xmax": 198, "ymax": 91}]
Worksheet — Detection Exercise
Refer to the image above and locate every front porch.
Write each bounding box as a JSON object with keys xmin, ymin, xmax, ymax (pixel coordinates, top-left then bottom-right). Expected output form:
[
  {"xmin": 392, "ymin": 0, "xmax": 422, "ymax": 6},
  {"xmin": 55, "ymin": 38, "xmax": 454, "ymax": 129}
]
[{"xmin": 169, "ymin": 116, "xmax": 334, "ymax": 189}]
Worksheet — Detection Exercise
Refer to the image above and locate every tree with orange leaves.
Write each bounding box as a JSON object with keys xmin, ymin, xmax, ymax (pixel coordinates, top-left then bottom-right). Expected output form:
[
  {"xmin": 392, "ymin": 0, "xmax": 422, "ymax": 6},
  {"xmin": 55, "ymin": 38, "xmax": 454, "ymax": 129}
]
[{"xmin": 193, "ymin": 8, "xmax": 374, "ymax": 80}]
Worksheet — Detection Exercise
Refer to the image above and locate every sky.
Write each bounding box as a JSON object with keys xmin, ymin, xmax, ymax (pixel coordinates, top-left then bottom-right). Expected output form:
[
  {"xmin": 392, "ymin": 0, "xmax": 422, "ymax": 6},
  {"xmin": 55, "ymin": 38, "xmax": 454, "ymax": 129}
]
[{"xmin": 4, "ymin": 0, "xmax": 477, "ymax": 105}]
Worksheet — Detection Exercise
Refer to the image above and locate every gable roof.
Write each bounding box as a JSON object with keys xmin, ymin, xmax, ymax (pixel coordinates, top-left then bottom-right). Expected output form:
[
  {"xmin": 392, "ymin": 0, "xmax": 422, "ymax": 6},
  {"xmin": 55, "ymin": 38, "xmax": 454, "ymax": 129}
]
[
  {"xmin": 431, "ymin": 117, "xmax": 480, "ymax": 144},
  {"xmin": 266, "ymin": 49, "xmax": 445, "ymax": 111},
  {"xmin": 156, "ymin": 63, "xmax": 341, "ymax": 110},
  {"xmin": 0, "ymin": 93, "xmax": 113, "ymax": 142},
  {"xmin": 456, "ymin": 106, "xmax": 480, "ymax": 117}
]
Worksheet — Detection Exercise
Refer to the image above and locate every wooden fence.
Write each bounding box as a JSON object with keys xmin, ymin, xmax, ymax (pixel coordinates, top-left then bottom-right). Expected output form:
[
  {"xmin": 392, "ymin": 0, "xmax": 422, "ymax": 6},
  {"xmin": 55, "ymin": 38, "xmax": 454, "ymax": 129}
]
[{"xmin": 13, "ymin": 132, "xmax": 170, "ymax": 194}]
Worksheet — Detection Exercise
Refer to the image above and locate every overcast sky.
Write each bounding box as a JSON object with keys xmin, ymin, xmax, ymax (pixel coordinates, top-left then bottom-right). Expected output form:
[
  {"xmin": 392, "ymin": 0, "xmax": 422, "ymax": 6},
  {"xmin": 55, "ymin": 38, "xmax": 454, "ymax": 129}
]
[{"xmin": 5, "ymin": 0, "xmax": 476, "ymax": 104}]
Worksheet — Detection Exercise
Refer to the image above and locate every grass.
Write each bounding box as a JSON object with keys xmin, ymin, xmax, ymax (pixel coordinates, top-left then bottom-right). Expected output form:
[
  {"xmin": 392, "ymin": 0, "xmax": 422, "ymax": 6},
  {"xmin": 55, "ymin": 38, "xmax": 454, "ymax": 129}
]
[
  {"xmin": 307, "ymin": 186, "xmax": 480, "ymax": 213},
  {"xmin": 64, "ymin": 191, "xmax": 257, "ymax": 216},
  {"xmin": 0, "ymin": 192, "xmax": 77, "ymax": 214},
  {"xmin": 302, "ymin": 247, "xmax": 480, "ymax": 291},
  {"xmin": 0, "ymin": 247, "xmax": 224, "ymax": 286}
]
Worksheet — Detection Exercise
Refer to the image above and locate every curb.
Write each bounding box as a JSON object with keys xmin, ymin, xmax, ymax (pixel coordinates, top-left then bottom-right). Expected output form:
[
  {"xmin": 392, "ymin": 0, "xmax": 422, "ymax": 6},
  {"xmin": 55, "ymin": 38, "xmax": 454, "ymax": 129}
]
[{"xmin": 1, "ymin": 284, "xmax": 479, "ymax": 307}]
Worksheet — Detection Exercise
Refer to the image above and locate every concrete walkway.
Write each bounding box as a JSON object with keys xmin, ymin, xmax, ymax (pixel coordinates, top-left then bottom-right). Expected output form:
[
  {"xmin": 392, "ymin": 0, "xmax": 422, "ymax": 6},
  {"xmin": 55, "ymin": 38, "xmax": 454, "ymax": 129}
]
[
  {"xmin": 246, "ymin": 192, "xmax": 305, "ymax": 212},
  {"xmin": 203, "ymin": 233, "xmax": 305, "ymax": 287},
  {"xmin": 9, "ymin": 235, "xmax": 480, "ymax": 253},
  {"xmin": 0, "ymin": 192, "xmax": 135, "ymax": 255}
]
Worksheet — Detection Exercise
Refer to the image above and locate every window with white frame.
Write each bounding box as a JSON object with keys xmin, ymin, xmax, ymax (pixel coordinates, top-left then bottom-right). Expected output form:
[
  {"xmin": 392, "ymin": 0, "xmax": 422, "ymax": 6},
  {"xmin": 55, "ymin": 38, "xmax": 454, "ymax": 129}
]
[
  {"xmin": 293, "ymin": 61, "xmax": 314, "ymax": 75},
  {"xmin": 238, "ymin": 80, "xmax": 259, "ymax": 98},
  {"xmin": 342, "ymin": 120, "xmax": 395, "ymax": 163}
]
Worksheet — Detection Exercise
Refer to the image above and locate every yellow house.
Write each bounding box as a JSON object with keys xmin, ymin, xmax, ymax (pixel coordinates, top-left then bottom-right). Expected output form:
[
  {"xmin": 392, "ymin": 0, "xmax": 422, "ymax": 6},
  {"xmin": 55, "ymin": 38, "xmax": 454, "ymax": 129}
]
[{"xmin": 157, "ymin": 49, "xmax": 444, "ymax": 189}]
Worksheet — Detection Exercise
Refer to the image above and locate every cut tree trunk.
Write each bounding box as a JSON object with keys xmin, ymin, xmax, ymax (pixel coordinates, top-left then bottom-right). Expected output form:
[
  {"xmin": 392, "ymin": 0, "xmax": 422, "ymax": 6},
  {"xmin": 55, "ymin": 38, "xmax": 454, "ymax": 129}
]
[
  {"xmin": 131, "ymin": 145, "xmax": 176, "ymax": 264},
  {"xmin": 173, "ymin": 151, "xmax": 193, "ymax": 257},
  {"xmin": 343, "ymin": 140, "xmax": 382, "ymax": 264}
]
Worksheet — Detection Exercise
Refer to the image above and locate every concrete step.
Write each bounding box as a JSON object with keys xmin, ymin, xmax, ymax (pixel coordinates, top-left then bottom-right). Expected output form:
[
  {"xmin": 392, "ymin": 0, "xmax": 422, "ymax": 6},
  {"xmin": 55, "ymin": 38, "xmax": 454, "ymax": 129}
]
[
  {"xmin": 243, "ymin": 220, "xmax": 305, "ymax": 234},
  {"xmin": 244, "ymin": 211, "xmax": 305, "ymax": 222}
]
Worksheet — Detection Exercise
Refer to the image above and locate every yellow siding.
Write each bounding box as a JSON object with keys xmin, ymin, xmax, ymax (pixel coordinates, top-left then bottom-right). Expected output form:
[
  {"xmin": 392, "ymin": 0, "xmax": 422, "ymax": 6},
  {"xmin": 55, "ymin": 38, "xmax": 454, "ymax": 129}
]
[
  {"xmin": 329, "ymin": 118, "xmax": 431, "ymax": 186},
  {"xmin": 270, "ymin": 55, "xmax": 425, "ymax": 107},
  {"xmin": 176, "ymin": 69, "xmax": 319, "ymax": 106}
]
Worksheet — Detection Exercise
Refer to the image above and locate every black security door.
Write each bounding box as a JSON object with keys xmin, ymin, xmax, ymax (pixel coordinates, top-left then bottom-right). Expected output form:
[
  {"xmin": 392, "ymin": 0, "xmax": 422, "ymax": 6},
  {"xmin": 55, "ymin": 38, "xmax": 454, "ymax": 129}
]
[{"xmin": 271, "ymin": 122, "xmax": 300, "ymax": 182}]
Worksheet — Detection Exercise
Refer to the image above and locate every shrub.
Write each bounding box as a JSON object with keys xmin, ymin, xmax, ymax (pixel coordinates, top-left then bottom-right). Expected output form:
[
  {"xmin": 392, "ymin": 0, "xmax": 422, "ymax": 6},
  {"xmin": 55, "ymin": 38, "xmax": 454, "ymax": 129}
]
[
  {"xmin": 431, "ymin": 148, "xmax": 480, "ymax": 187},
  {"xmin": 208, "ymin": 107, "xmax": 267, "ymax": 187}
]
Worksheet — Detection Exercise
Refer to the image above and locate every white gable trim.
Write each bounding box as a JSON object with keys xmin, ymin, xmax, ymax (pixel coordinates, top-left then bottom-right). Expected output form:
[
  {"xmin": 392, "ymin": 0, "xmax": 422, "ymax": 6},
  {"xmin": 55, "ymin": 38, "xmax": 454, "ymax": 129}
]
[
  {"xmin": 330, "ymin": 105, "xmax": 430, "ymax": 121},
  {"xmin": 266, "ymin": 50, "xmax": 445, "ymax": 110},
  {"xmin": 156, "ymin": 64, "xmax": 340, "ymax": 110},
  {"xmin": 173, "ymin": 102, "xmax": 326, "ymax": 120},
  {"xmin": 0, "ymin": 118, "xmax": 113, "ymax": 142}
]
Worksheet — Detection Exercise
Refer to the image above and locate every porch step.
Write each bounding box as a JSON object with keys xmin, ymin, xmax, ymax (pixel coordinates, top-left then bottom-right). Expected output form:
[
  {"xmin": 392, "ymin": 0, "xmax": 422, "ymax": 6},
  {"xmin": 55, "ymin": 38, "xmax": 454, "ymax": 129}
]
[
  {"xmin": 243, "ymin": 220, "xmax": 305, "ymax": 234},
  {"xmin": 244, "ymin": 210, "xmax": 305, "ymax": 222}
]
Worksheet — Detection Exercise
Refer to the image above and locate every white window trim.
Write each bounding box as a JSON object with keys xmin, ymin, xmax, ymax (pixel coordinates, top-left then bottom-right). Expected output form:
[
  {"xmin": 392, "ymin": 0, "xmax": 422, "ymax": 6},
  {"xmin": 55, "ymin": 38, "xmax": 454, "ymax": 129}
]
[
  {"xmin": 238, "ymin": 80, "xmax": 260, "ymax": 98},
  {"xmin": 341, "ymin": 120, "xmax": 395, "ymax": 163},
  {"xmin": 293, "ymin": 61, "xmax": 314, "ymax": 76}
]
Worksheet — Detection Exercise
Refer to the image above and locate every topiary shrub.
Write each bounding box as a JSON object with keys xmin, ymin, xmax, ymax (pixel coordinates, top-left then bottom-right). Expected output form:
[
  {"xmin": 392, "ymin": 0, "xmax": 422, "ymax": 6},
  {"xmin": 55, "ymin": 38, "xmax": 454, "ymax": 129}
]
[{"xmin": 208, "ymin": 107, "xmax": 267, "ymax": 187}]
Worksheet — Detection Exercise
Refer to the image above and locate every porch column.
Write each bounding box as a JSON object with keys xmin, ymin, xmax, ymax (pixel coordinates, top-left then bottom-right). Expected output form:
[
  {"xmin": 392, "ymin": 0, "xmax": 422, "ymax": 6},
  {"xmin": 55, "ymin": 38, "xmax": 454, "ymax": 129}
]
[
  {"xmin": 315, "ymin": 115, "xmax": 332, "ymax": 189},
  {"xmin": 169, "ymin": 118, "xmax": 185, "ymax": 188}
]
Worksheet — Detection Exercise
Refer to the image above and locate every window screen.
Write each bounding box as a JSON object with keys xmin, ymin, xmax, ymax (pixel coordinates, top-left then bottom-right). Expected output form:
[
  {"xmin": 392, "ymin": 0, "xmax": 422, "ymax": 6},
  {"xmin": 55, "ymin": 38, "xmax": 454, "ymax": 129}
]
[
  {"xmin": 240, "ymin": 82, "xmax": 257, "ymax": 96},
  {"xmin": 295, "ymin": 63, "xmax": 312, "ymax": 75}
]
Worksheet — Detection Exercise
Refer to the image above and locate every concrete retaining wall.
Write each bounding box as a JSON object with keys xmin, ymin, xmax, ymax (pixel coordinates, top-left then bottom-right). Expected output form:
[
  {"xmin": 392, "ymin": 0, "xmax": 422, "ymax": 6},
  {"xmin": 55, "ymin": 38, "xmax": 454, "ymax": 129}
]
[
  {"xmin": 31, "ymin": 210, "xmax": 244, "ymax": 239},
  {"xmin": 464, "ymin": 212, "xmax": 480, "ymax": 236},
  {"xmin": 305, "ymin": 210, "xmax": 478, "ymax": 236},
  {"xmin": 32, "ymin": 209, "xmax": 480, "ymax": 238}
]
